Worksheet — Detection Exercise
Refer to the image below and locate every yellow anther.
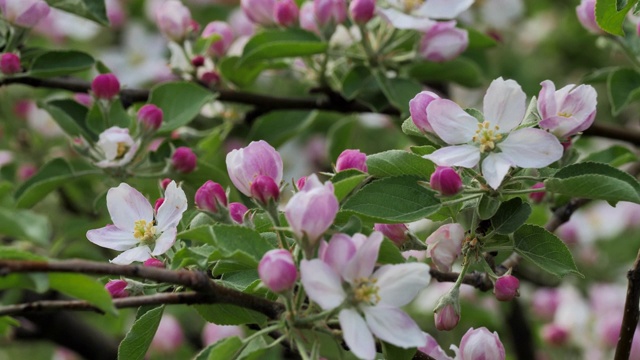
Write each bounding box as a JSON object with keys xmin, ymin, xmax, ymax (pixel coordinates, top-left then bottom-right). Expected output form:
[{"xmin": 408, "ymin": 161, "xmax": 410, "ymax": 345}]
[
  {"xmin": 133, "ymin": 219, "xmax": 156, "ymax": 245},
  {"xmin": 558, "ymin": 112, "xmax": 572, "ymax": 118},
  {"xmin": 473, "ymin": 121, "xmax": 503, "ymax": 153},
  {"xmin": 353, "ymin": 277, "xmax": 380, "ymax": 305},
  {"xmin": 403, "ymin": 0, "xmax": 424, "ymax": 12},
  {"xmin": 116, "ymin": 142, "xmax": 130, "ymax": 159}
]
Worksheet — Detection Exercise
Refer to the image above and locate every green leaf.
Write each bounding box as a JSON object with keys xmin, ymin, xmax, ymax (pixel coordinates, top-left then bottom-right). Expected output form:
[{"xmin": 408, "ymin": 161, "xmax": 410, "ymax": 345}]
[
  {"xmin": 406, "ymin": 58, "xmax": 484, "ymax": 87},
  {"xmin": 218, "ymin": 56, "xmax": 270, "ymax": 87},
  {"xmin": 195, "ymin": 304, "xmax": 267, "ymax": 325},
  {"xmin": 0, "ymin": 317, "xmax": 19, "ymax": 336},
  {"xmin": 582, "ymin": 66, "xmax": 620, "ymax": 83},
  {"xmin": 596, "ymin": 0, "xmax": 639, "ymax": 35},
  {"xmin": 377, "ymin": 239, "xmax": 405, "ymax": 265},
  {"xmin": 195, "ymin": 336, "xmax": 244, "ymax": 360},
  {"xmin": 342, "ymin": 66, "xmax": 375, "ymax": 100},
  {"xmin": 249, "ymin": 110, "xmax": 317, "ymax": 148},
  {"xmin": 331, "ymin": 170, "xmax": 368, "ymax": 201},
  {"xmin": 401, "ymin": 117, "xmax": 424, "ymax": 138},
  {"xmin": 366, "ymin": 150, "xmax": 435, "ymax": 179},
  {"xmin": 42, "ymin": 99, "xmax": 94, "ymax": 140},
  {"xmin": 582, "ymin": 145, "xmax": 638, "ymax": 167},
  {"xmin": 342, "ymin": 176, "xmax": 441, "ymax": 223},
  {"xmin": 46, "ymin": 0, "xmax": 108, "ymax": 25},
  {"xmin": 0, "ymin": 207, "xmax": 51, "ymax": 245},
  {"xmin": 490, "ymin": 198, "xmax": 531, "ymax": 235},
  {"xmin": 409, "ymin": 145, "xmax": 436, "ymax": 156},
  {"xmin": 466, "ymin": 27, "xmax": 498, "ymax": 49},
  {"xmin": 14, "ymin": 158, "xmax": 98, "ymax": 208},
  {"xmin": 0, "ymin": 246, "xmax": 46, "ymax": 260},
  {"xmin": 373, "ymin": 73, "xmax": 423, "ymax": 114},
  {"xmin": 239, "ymin": 29, "xmax": 327, "ymax": 65},
  {"xmin": 382, "ymin": 342, "xmax": 416, "ymax": 360},
  {"xmin": 607, "ymin": 68, "xmax": 640, "ymax": 115},
  {"xmin": 513, "ymin": 224, "xmax": 582, "ymax": 278},
  {"xmin": 149, "ymin": 82, "xmax": 215, "ymax": 132},
  {"xmin": 477, "ymin": 194, "xmax": 501, "ymax": 220},
  {"xmin": 544, "ymin": 162, "xmax": 640, "ymax": 204},
  {"xmin": 49, "ymin": 274, "xmax": 116, "ymax": 315},
  {"xmin": 117, "ymin": 306, "xmax": 164, "ymax": 360},
  {"xmin": 28, "ymin": 50, "xmax": 94, "ymax": 77}
]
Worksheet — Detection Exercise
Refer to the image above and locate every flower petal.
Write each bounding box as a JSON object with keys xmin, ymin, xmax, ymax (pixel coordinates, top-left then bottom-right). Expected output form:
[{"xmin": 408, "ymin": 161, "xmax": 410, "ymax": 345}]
[
  {"xmin": 427, "ymin": 99, "xmax": 478, "ymax": 144},
  {"xmin": 377, "ymin": 7, "xmax": 436, "ymax": 31},
  {"xmin": 111, "ymin": 245, "xmax": 152, "ymax": 265},
  {"xmin": 86, "ymin": 224, "xmax": 138, "ymax": 251},
  {"xmin": 424, "ymin": 145, "xmax": 480, "ymax": 168},
  {"xmin": 374, "ymin": 263, "xmax": 431, "ymax": 307},
  {"xmin": 499, "ymin": 128, "xmax": 563, "ymax": 168},
  {"xmin": 363, "ymin": 305, "xmax": 426, "ymax": 349},
  {"xmin": 107, "ymin": 183, "xmax": 153, "ymax": 231},
  {"xmin": 483, "ymin": 78, "xmax": 526, "ymax": 132},
  {"xmin": 156, "ymin": 181, "xmax": 188, "ymax": 232},
  {"xmin": 481, "ymin": 153, "xmax": 512, "ymax": 190},
  {"xmin": 343, "ymin": 232, "xmax": 383, "ymax": 283},
  {"xmin": 322, "ymin": 233, "xmax": 356, "ymax": 276},
  {"xmin": 300, "ymin": 259, "xmax": 346, "ymax": 310},
  {"xmin": 418, "ymin": 0, "xmax": 474, "ymax": 19},
  {"xmin": 152, "ymin": 227, "xmax": 177, "ymax": 256},
  {"xmin": 340, "ymin": 308, "xmax": 376, "ymax": 360}
]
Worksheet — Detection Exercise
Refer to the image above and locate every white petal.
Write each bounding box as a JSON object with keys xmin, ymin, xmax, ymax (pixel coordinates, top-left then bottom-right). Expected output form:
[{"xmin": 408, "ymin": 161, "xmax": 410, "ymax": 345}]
[
  {"xmin": 499, "ymin": 128, "xmax": 563, "ymax": 168},
  {"xmin": 377, "ymin": 8, "xmax": 436, "ymax": 31},
  {"xmin": 424, "ymin": 145, "xmax": 480, "ymax": 168},
  {"xmin": 300, "ymin": 260, "xmax": 346, "ymax": 310},
  {"xmin": 363, "ymin": 305, "xmax": 426, "ymax": 349},
  {"xmin": 107, "ymin": 183, "xmax": 153, "ymax": 231},
  {"xmin": 537, "ymin": 80, "xmax": 557, "ymax": 120},
  {"xmin": 419, "ymin": 0, "xmax": 474, "ymax": 19},
  {"xmin": 323, "ymin": 233, "xmax": 356, "ymax": 276},
  {"xmin": 340, "ymin": 308, "xmax": 376, "ymax": 360},
  {"xmin": 481, "ymin": 153, "xmax": 512, "ymax": 190},
  {"xmin": 427, "ymin": 99, "xmax": 478, "ymax": 144},
  {"xmin": 156, "ymin": 181, "xmax": 188, "ymax": 232},
  {"xmin": 483, "ymin": 78, "xmax": 526, "ymax": 132},
  {"xmin": 111, "ymin": 246, "xmax": 152, "ymax": 265},
  {"xmin": 374, "ymin": 263, "xmax": 431, "ymax": 307},
  {"xmin": 86, "ymin": 225, "xmax": 138, "ymax": 251},
  {"xmin": 343, "ymin": 232, "xmax": 383, "ymax": 283},
  {"xmin": 152, "ymin": 227, "xmax": 177, "ymax": 256}
]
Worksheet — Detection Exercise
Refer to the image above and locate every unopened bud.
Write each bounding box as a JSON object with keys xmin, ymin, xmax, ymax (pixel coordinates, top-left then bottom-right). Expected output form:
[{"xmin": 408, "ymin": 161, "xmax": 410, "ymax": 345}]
[
  {"xmin": 374, "ymin": 223, "xmax": 408, "ymax": 246},
  {"xmin": 195, "ymin": 180, "xmax": 228, "ymax": 213},
  {"xmin": 250, "ymin": 175, "xmax": 280, "ymax": 204},
  {"xmin": 296, "ymin": 176, "xmax": 307, "ymax": 191},
  {"xmin": 91, "ymin": 73, "xmax": 120, "ymax": 100},
  {"xmin": 494, "ymin": 274, "xmax": 520, "ymax": 302},
  {"xmin": 191, "ymin": 55, "xmax": 205, "ymax": 67},
  {"xmin": 172, "ymin": 147, "xmax": 197, "ymax": 173},
  {"xmin": 73, "ymin": 93, "xmax": 93, "ymax": 107},
  {"xmin": 409, "ymin": 91, "xmax": 440, "ymax": 133},
  {"xmin": 349, "ymin": 0, "xmax": 374, "ymax": 24},
  {"xmin": 144, "ymin": 258, "xmax": 165, "ymax": 268},
  {"xmin": 202, "ymin": 21, "xmax": 234, "ymax": 57},
  {"xmin": 528, "ymin": 182, "xmax": 545, "ymax": 203},
  {"xmin": 200, "ymin": 71, "xmax": 220, "ymax": 87},
  {"xmin": 434, "ymin": 304, "xmax": 459, "ymax": 331},
  {"xmin": 258, "ymin": 249, "xmax": 297, "ymax": 292},
  {"xmin": 229, "ymin": 202, "xmax": 249, "ymax": 224},
  {"xmin": 274, "ymin": 0, "xmax": 298, "ymax": 27},
  {"xmin": 541, "ymin": 324, "xmax": 569, "ymax": 346},
  {"xmin": 419, "ymin": 21, "xmax": 468, "ymax": 62},
  {"xmin": 335, "ymin": 149, "xmax": 367, "ymax": 172},
  {"xmin": 105, "ymin": 280, "xmax": 129, "ymax": 298},
  {"xmin": 160, "ymin": 178, "xmax": 172, "ymax": 190},
  {"xmin": 430, "ymin": 166, "xmax": 463, "ymax": 196},
  {"xmin": 0, "ymin": 53, "xmax": 21, "ymax": 75},
  {"xmin": 154, "ymin": 198, "xmax": 165, "ymax": 213},
  {"xmin": 137, "ymin": 104, "xmax": 163, "ymax": 132}
]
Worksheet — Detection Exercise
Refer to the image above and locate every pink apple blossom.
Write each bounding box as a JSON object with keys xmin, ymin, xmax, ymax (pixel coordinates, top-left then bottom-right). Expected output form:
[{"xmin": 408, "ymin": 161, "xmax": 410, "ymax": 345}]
[
  {"xmin": 377, "ymin": 0, "xmax": 473, "ymax": 31},
  {"xmin": 453, "ymin": 327, "xmax": 505, "ymax": 360},
  {"xmin": 418, "ymin": 21, "xmax": 468, "ymax": 62},
  {"xmin": 537, "ymin": 80, "xmax": 597, "ymax": 139},
  {"xmin": 226, "ymin": 140, "xmax": 283, "ymax": 197},
  {"xmin": 0, "ymin": 0, "xmax": 50, "ymax": 28},
  {"xmin": 425, "ymin": 223, "xmax": 465, "ymax": 272},
  {"xmin": 409, "ymin": 90, "xmax": 441, "ymax": 133}
]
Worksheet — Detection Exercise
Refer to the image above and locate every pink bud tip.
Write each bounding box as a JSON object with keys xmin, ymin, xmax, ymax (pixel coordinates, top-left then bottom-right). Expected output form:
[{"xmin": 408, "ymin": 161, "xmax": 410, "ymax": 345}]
[
  {"xmin": 250, "ymin": 175, "xmax": 280, "ymax": 205},
  {"xmin": 349, "ymin": 0, "xmax": 375, "ymax": 24},
  {"xmin": 430, "ymin": 166, "xmax": 463, "ymax": 196},
  {"xmin": 17, "ymin": 164, "xmax": 37, "ymax": 181},
  {"xmin": 91, "ymin": 73, "xmax": 120, "ymax": 100},
  {"xmin": 229, "ymin": 202, "xmax": 250, "ymax": 224},
  {"xmin": 195, "ymin": 180, "xmax": 228, "ymax": 213},
  {"xmin": 373, "ymin": 223, "xmax": 409, "ymax": 246},
  {"xmin": 154, "ymin": 198, "xmax": 165, "ymax": 213},
  {"xmin": 541, "ymin": 324, "xmax": 570, "ymax": 346},
  {"xmin": 0, "ymin": 53, "xmax": 21, "ymax": 75},
  {"xmin": 143, "ymin": 258, "xmax": 165, "ymax": 268},
  {"xmin": 191, "ymin": 55, "xmax": 205, "ymax": 67},
  {"xmin": 335, "ymin": 149, "xmax": 367, "ymax": 172},
  {"xmin": 258, "ymin": 249, "xmax": 298, "ymax": 293},
  {"xmin": 137, "ymin": 104, "xmax": 163, "ymax": 131},
  {"xmin": 73, "ymin": 93, "xmax": 93, "ymax": 107},
  {"xmin": 409, "ymin": 91, "xmax": 440, "ymax": 133},
  {"xmin": 528, "ymin": 182, "xmax": 545, "ymax": 203},
  {"xmin": 494, "ymin": 275, "xmax": 520, "ymax": 302},
  {"xmin": 172, "ymin": 147, "xmax": 197, "ymax": 173},
  {"xmin": 200, "ymin": 71, "xmax": 220, "ymax": 87},
  {"xmin": 105, "ymin": 280, "xmax": 129, "ymax": 298},
  {"xmin": 296, "ymin": 176, "xmax": 307, "ymax": 191},
  {"xmin": 274, "ymin": 0, "xmax": 299, "ymax": 27},
  {"xmin": 160, "ymin": 178, "xmax": 172, "ymax": 190},
  {"xmin": 434, "ymin": 304, "xmax": 459, "ymax": 331}
]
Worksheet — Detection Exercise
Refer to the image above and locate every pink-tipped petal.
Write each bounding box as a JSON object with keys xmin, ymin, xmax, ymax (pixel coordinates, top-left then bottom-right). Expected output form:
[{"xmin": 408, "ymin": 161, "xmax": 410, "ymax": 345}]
[
  {"xmin": 322, "ymin": 233, "xmax": 357, "ymax": 276},
  {"xmin": 342, "ymin": 232, "xmax": 383, "ymax": 283},
  {"xmin": 363, "ymin": 305, "xmax": 426, "ymax": 349},
  {"xmin": 537, "ymin": 80, "xmax": 557, "ymax": 120},
  {"xmin": 483, "ymin": 78, "xmax": 526, "ymax": 132},
  {"xmin": 300, "ymin": 259, "xmax": 346, "ymax": 310},
  {"xmin": 86, "ymin": 225, "xmax": 138, "ymax": 251},
  {"xmin": 339, "ymin": 308, "xmax": 376, "ymax": 360},
  {"xmin": 427, "ymin": 99, "xmax": 478, "ymax": 144},
  {"xmin": 111, "ymin": 245, "xmax": 152, "ymax": 265},
  {"xmin": 377, "ymin": 7, "xmax": 435, "ymax": 31},
  {"xmin": 374, "ymin": 263, "xmax": 431, "ymax": 307},
  {"xmin": 416, "ymin": 0, "xmax": 473, "ymax": 19},
  {"xmin": 424, "ymin": 145, "xmax": 480, "ymax": 168},
  {"xmin": 107, "ymin": 183, "xmax": 154, "ymax": 231}
]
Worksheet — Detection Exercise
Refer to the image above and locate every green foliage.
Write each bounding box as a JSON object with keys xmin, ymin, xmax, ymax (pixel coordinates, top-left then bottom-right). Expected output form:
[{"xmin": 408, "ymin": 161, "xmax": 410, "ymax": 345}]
[
  {"xmin": 27, "ymin": 50, "xmax": 94, "ymax": 77},
  {"xmin": 582, "ymin": 145, "xmax": 638, "ymax": 166},
  {"xmin": 43, "ymin": 100, "xmax": 94, "ymax": 140},
  {"xmin": 331, "ymin": 170, "xmax": 368, "ymax": 201},
  {"xmin": 382, "ymin": 342, "xmax": 416, "ymax": 360},
  {"xmin": 596, "ymin": 0, "xmax": 639, "ymax": 35},
  {"xmin": 0, "ymin": 207, "xmax": 50, "ymax": 245},
  {"xmin": 46, "ymin": 0, "xmax": 108, "ymax": 25},
  {"xmin": 149, "ymin": 82, "xmax": 216, "ymax": 132},
  {"xmin": 607, "ymin": 67, "xmax": 640, "ymax": 115},
  {"xmin": 196, "ymin": 336, "xmax": 244, "ymax": 360},
  {"xmin": 195, "ymin": 304, "xmax": 267, "ymax": 326},
  {"xmin": 366, "ymin": 150, "xmax": 435, "ymax": 179},
  {"xmin": 249, "ymin": 111, "xmax": 318, "ymax": 148},
  {"xmin": 118, "ymin": 306, "xmax": 164, "ymax": 360},
  {"xmin": 48, "ymin": 273, "xmax": 116, "ymax": 315},
  {"xmin": 514, "ymin": 224, "xmax": 582, "ymax": 278},
  {"xmin": 239, "ymin": 29, "xmax": 327, "ymax": 65},
  {"xmin": 490, "ymin": 198, "xmax": 532, "ymax": 235}
]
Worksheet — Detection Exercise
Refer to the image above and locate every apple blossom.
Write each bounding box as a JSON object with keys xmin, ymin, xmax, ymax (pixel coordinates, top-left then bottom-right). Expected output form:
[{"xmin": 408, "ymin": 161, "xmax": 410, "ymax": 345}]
[
  {"xmin": 434, "ymin": 303, "xmax": 459, "ymax": 331},
  {"xmin": 137, "ymin": 104, "xmax": 163, "ymax": 132},
  {"xmin": 229, "ymin": 202, "xmax": 249, "ymax": 224},
  {"xmin": 335, "ymin": 149, "xmax": 367, "ymax": 172},
  {"xmin": 425, "ymin": 223, "xmax": 465, "ymax": 272},
  {"xmin": 91, "ymin": 73, "xmax": 120, "ymax": 100},
  {"xmin": 0, "ymin": 53, "xmax": 20, "ymax": 75},
  {"xmin": 105, "ymin": 280, "xmax": 128, "ymax": 298},
  {"xmin": 156, "ymin": 0, "xmax": 192, "ymax": 42},
  {"xmin": 172, "ymin": 147, "xmax": 197, "ymax": 173},
  {"xmin": 150, "ymin": 315, "xmax": 184, "ymax": 353},
  {"xmin": 195, "ymin": 180, "xmax": 228, "ymax": 213},
  {"xmin": 314, "ymin": 0, "xmax": 347, "ymax": 27},
  {"xmin": 418, "ymin": 333, "xmax": 453, "ymax": 360},
  {"xmin": 454, "ymin": 327, "xmax": 506, "ymax": 360},
  {"xmin": 202, "ymin": 323, "xmax": 245, "ymax": 345},
  {"xmin": 202, "ymin": 21, "xmax": 234, "ymax": 57},
  {"xmin": 95, "ymin": 127, "xmax": 140, "ymax": 168},
  {"xmin": 86, "ymin": 181, "xmax": 187, "ymax": 265},
  {"xmin": 349, "ymin": 0, "xmax": 375, "ymax": 24},
  {"xmin": 418, "ymin": 21, "xmax": 468, "ymax": 62},
  {"xmin": 424, "ymin": 78, "xmax": 564, "ymax": 189},
  {"xmin": 301, "ymin": 232, "xmax": 430, "ymax": 359},
  {"xmin": 250, "ymin": 175, "xmax": 280, "ymax": 204},
  {"xmin": 374, "ymin": 223, "xmax": 408, "ymax": 246},
  {"xmin": 0, "ymin": 0, "xmax": 50, "ymax": 28},
  {"xmin": 537, "ymin": 80, "xmax": 597, "ymax": 139},
  {"xmin": 576, "ymin": 0, "xmax": 603, "ymax": 35},
  {"xmin": 258, "ymin": 249, "xmax": 298, "ymax": 292},
  {"xmin": 274, "ymin": 0, "xmax": 299, "ymax": 27},
  {"xmin": 377, "ymin": 0, "xmax": 473, "ymax": 32},
  {"xmin": 430, "ymin": 166, "xmax": 463, "ymax": 196},
  {"xmin": 241, "ymin": 0, "xmax": 276, "ymax": 25},
  {"xmin": 299, "ymin": 2, "xmax": 320, "ymax": 34},
  {"xmin": 494, "ymin": 274, "xmax": 520, "ymax": 301},
  {"xmin": 410, "ymin": 90, "xmax": 440, "ymax": 133},
  {"xmin": 541, "ymin": 324, "xmax": 570, "ymax": 346},
  {"xmin": 226, "ymin": 140, "xmax": 283, "ymax": 197}
]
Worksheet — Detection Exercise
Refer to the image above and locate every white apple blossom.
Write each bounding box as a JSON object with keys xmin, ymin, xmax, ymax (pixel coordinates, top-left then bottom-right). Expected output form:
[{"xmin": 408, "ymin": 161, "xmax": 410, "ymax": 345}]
[
  {"xmin": 301, "ymin": 232, "xmax": 430, "ymax": 359},
  {"xmin": 424, "ymin": 77, "xmax": 563, "ymax": 189},
  {"xmin": 86, "ymin": 181, "xmax": 187, "ymax": 264},
  {"xmin": 377, "ymin": 0, "xmax": 473, "ymax": 31},
  {"xmin": 95, "ymin": 127, "xmax": 140, "ymax": 168}
]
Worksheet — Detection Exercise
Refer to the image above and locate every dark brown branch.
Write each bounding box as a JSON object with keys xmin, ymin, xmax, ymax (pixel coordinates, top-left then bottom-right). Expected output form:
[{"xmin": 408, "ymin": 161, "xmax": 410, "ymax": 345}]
[
  {"xmin": 0, "ymin": 259, "xmax": 284, "ymax": 319},
  {"xmin": 615, "ymin": 248, "xmax": 640, "ymax": 360}
]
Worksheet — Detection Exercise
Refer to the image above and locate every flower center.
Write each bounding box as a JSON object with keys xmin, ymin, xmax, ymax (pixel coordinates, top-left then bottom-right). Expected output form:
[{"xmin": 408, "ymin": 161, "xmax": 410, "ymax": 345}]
[
  {"xmin": 558, "ymin": 111, "xmax": 572, "ymax": 118},
  {"xmin": 133, "ymin": 219, "xmax": 156, "ymax": 245},
  {"xmin": 352, "ymin": 277, "xmax": 380, "ymax": 306},
  {"xmin": 472, "ymin": 121, "xmax": 503, "ymax": 153},
  {"xmin": 402, "ymin": 0, "xmax": 424, "ymax": 12},
  {"xmin": 116, "ymin": 142, "xmax": 130, "ymax": 159}
]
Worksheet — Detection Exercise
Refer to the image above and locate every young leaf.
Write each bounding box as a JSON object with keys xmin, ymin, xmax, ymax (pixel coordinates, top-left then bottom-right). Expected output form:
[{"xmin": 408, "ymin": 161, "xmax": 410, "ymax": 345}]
[
  {"xmin": 382, "ymin": 342, "xmax": 416, "ymax": 360},
  {"xmin": 42, "ymin": 99, "xmax": 94, "ymax": 140},
  {"xmin": 249, "ymin": 110, "xmax": 318, "ymax": 148},
  {"xmin": 47, "ymin": 0, "xmax": 109, "ymax": 25},
  {"xmin": 0, "ymin": 207, "xmax": 51, "ymax": 245},
  {"xmin": 366, "ymin": 150, "xmax": 435, "ymax": 179},
  {"xmin": 332, "ymin": 170, "xmax": 368, "ymax": 201},
  {"xmin": 239, "ymin": 29, "xmax": 327, "ymax": 65},
  {"xmin": 48, "ymin": 274, "xmax": 117, "ymax": 315},
  {"xmin": 477, "ymin": 194, "xmax": 501, "ymax": 220},
  {"xmin": 195, "ymin": 336, "xmax": 245, "ymax": 360},
  {"xmin": 28, "ymin": 50, "xmax": 94, "ymax": 77},
  {"xmin": 595, "ymin": 0, "xmax": 639, "ymax": 35},
  {"xmin": 582, "ymin": 145, "xmax": 637, "ymax": 167},
  {"xmin": 118, "ymin": 306, "xmax": 165, "ymax": 360},
  {"xmin": 513, "ymin": 224, "xmax": 582, "ymax": 278},
  {"xmin": 149, "ymin": 82, "xmax": 216, "ymax": 132},
  {"xmin": 195, "ymin": 304, "xmax": 267, "ymax": 326},
  {"xmin": 607, "ymin": 68, "xmax": 640, "ymax": 115},
  {"xmin": 490, "ymin": 198, "xmax": 532, "ymax": 235}
]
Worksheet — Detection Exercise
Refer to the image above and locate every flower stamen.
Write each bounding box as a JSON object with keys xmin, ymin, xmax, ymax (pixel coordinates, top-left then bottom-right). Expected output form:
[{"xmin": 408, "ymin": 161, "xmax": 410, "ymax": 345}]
[
  {"xmin": 471, "ymin": 121, "xmax": 503, "ymax": 153},
  {"xmin": 352, "ymin": 277, "xmax": 380, "ymax": 305},
  {"xmin": 558, "ymin": 111, "xmax": 572, "ymax": 118},
  {"xmin": 402, "ymin": 0, "xmax": 424, "ymax": 12},
  {"xmin": 133, "ymin": 219, "xmax": 156, "ymax": 245},
  {"xmin": 116, "ymin": 142, "xmax": 130, "ymax": 159}
]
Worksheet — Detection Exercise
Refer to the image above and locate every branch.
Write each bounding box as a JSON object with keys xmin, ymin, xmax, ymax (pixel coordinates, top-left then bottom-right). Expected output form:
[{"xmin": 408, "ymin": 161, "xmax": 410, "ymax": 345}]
[
  {"xmin": 615, "ymin": 248, "xmax": 640, "ymax": 360},
  {"xmin": 0, "ymin": 259, "xmax": 284, "ymax": 319}
]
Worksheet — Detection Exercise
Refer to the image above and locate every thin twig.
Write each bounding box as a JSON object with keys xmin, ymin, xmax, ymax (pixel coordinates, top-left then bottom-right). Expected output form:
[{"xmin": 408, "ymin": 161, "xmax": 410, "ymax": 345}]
[{"xmin": 614, "ymin": 248, "xmax": 640, "ymax": 360}]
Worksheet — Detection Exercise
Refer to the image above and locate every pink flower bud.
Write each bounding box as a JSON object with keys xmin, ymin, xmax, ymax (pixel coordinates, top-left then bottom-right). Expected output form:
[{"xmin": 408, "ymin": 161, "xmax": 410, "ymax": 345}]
[
  {"xmin": 541, "ymin": 324, "xmax": 569, "ymax": 346},
  {"xmin": 409, "ymin": 91, "xmax": 440, "ymax": 133},
  {"xmin": 154, "ymin": 198, "xmax": 164, "ymax": 213},
  {"xmin": 258, "ymin": 249, "xmax": 298, "ymax": 292},
  {"xmin": 430, "ymin": 166, "xmax": 463, "ymax": 196},
  {"xmin": 202, "ymin": 323, "xmax": 245, "ymax": 345},
  {"xmin": 419, "ymin": 21, "xmax": 468, "ymax": 62},
  {"xmin": 156, "ymin": 0, "xmax": 192, "ymax": 42},
  {"xmin": 250, "ymin": 174, "xmax": 280, "ymax": 204},
  {"xmin": 160, "ymin": 178, "xmax": 172, "ymax": 190},
  {"xmin": 458, "ymin": 327, "xmax": 505, "ymax": 360},
  {"xmin": 241, "ymin": 0, "xmax": 276, "ymax": 25},
  {"xmin": 531, "ymin": 288, "xmax": 560, "ymax": 320},
  {"xmin": 374, "ymin": 223, "xmax": 408, "ymax": 246},
  {"xmin": 172, "ymin": 147, "xmax": 197, "ymax": 173},
  {"xmin": 0, "ymin": 0, "xmax": 50, "ymax": 28},
  {"xmin": 229, "ymin": 202, "xmax": 249, "ymax": 224},
  {"xmin": 299, "ymin": 2, "xmax": 320, "ymax": 34},
  {"xmin": 274, "ymin": 0, "xmax": 299, "ymax": 27},
  {"xmin": 335, "ymin": 149, "xmax": 367, "ymax": 172},
  {"xmin": 150, "ymin": 315, "xmax": 184, "ymax": 353},
  {"xmin": 91, "ymin": 73, "xmax": 120, "ymax": 100},
  {"xmin": 17, "ymin": 163, "xmax": 36, "ymax": 181},
  {"xmin": 200, "ymin": 71, "xmax": 220, "ymax": 87},
  {"xmin": 494, "ymin": 274, "xmax": 520, "ymax": 301},
  {"xmin": 195, "ymin": 180, "xmax": 228, "ymax": 213},
  {"xmin": 296, "ymin": 176, "xmax": 307, "ymax": 191},
  {"xmin": 349, "ymin": 0, "xmax": 374, "ymax": 24},
  {"xmin": 226, "ymin": 140, "xmax": 283, "ymax": 197},
  {"xmin": 537, "ymin": 80, "xmax": 597, "ymax": 138},
  {"xmin": 434, "ymin": 304, "xmax": 459, "ymax": 331},
  {"xmin": 73, "ymin": 93, "xmax": 93, "ymax": 107},
  {"xmin": 191, "ymin": 55, "xmax": 205, "ymax": 67},
  {"xmin": 529, "ymin": 182, "xmax": 545, "ymax": 203},
  {"xmin": 0, "ymin": 53, "xmax": 20, "ymax": 75},
  {"xmin": 202, "ymin": 21, "xmax": 234, "ymax": 57},
  {"xmin": 576, "ymin": 0, "xmax": 603, "ymax": 34},
  {"xmin": 426, "ymin": 223, "xmax": 464, "ymax": 272},
  {"xmin": 314, "ymin": 0, "xmax": 347, "ymax": 26},
  {"xmin": 144, "ymin": 258, "xmax": 165, "ymax": 268},
  {"xmin": 137, "ymin": 104, "xmax": 163, "ymax": 132},
  {"xmin": 106, "ymin": 0, "xmax": 126, "ymax": 29},
  {"xmin": 105, "ymin": 280, "xmax": 128, "ymax": 298},
  {"xmin": 284, "ymin": 174, "xmax": 339, "ymax": 246}
]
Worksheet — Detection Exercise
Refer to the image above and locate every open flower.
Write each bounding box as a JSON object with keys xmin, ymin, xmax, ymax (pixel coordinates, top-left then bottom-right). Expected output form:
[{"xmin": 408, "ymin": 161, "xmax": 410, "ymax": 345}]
[
  {"xmin": 95, "ymin": 127, "xmax": 140, "ymax": 168},
  {"xmin": 377, "ymin": 0, "xmax": 473, "ymax": 31},
  {"xmin": 301, "ymin": 232, "xmax": 430, "ymax": 359},
  {"xmin": 87, "ymin": 181, "xmax": 187, "ymax": 264},
  {"xmin": 424, "ymin": 77, "xmax": 563, "ymax": 189},
  {"xmin": 537, "ymin": 80, "xmax": 597, "ymax": 139}
]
